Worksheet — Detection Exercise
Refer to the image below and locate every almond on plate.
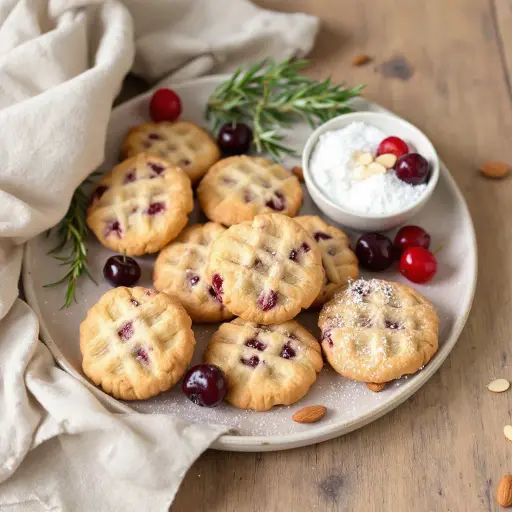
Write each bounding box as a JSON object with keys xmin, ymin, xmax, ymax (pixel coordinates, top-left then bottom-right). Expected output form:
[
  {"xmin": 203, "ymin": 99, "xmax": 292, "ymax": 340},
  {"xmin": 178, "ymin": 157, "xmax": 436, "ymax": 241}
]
[
  {"xmin": 292, "ymin": 405, "xmax": 327, "ymax": 423},
  {"xmin": 291, "ymin": 166, "xmax": 304, "ymax": 182},
  {"xmin": 352, "ymin": 54, "xmax": 371, "ymax": 66},
  {"xmin": 366, "ymin": 382, "xmax": 386, "ymax": 392}
]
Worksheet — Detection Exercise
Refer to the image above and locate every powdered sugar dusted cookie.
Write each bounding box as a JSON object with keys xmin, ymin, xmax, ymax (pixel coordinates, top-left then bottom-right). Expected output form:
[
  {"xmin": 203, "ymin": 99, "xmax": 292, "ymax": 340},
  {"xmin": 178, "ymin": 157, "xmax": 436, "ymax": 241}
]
[
  {"xmin": 153, "ymin": 223, "xmax": 234, "ymax": 323},
  {"xmin": 206, "ymin": 213, "xmax": 324, "ymax": 324},
  {"xmin": 197, "ymin": 156, "xmax": 302, "ymax": 226},
  {"xmin": 204, "ymin": 318, "xmax": 323, "ymax": 410},
  {"xmin": 295, "ymin": 215, "xmax": 359, "ymax": 307},
  {"xmin": 80, "ymin": 286, "xmax": 195, "ymax": 400},
  {"xmin": 318, "ymin": 279, "xmax": 439, "ymax": 383},
  {"xmin": 121, "ymin": 121, "xmax": 221, "ymax": 184},
  {"xmin": 87, "ymin": 153, "xmax": 193, "ymax": 256}
]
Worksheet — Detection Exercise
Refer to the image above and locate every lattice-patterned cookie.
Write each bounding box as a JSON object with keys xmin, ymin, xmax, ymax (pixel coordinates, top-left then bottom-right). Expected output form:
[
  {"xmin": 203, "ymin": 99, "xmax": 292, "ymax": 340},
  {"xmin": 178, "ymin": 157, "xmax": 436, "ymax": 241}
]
[
  {"xmin": 204, "ymin": 318, "xmax": 323, "ymax": 410},
  {"xmin": 318, "ymin": 279, "xmax": 439, "ymax": 383},
  {"xmin": 197, "ymin": 156, "xmax": 303, "ymax": 226},
  {"xmin": 121, "ymin": 121, "xmax": 220, "ymax": 184},
  {"xmin": 206, "ymin": 213, "xmax": 324, "ymax": 324},
  {"xmin": 153, "ymin": 223, "xmax": 234, "ymax": 323},
  {"xmin": 295, "ymin": 216, "xmax": 359, "ymax": 307},
  {"xmin": 80, "ymin": 286, "xmax": 195, "ymax": 400},
  {"xmin": 87, "ymin": 153, "xmax": 193, "ymax": 256}
]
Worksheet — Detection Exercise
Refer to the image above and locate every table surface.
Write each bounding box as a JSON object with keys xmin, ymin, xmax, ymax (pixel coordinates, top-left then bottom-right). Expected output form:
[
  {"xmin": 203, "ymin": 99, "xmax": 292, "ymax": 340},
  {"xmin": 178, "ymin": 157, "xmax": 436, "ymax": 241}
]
[{"xmin": 143, "ymin": 0, "xmax": 512, "ymax": 510}]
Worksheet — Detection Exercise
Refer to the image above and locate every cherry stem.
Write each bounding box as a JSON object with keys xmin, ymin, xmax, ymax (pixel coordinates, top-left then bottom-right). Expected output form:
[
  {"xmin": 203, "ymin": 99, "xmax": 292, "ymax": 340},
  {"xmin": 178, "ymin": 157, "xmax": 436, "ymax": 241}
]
[
  {"xmin": 123, "ymin": 250, "xmax": 127, "ymax": 263},
  {"xmin": 432, "ymin": 243, "xmax": 444, "ymax": 254}
]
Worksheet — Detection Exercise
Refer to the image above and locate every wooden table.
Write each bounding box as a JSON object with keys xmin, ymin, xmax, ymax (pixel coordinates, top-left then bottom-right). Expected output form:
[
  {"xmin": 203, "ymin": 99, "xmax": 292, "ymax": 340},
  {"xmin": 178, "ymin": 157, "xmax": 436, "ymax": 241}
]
[{"xmin": 169, "ymin": 1, "xmax": 512, "ymax": 510}]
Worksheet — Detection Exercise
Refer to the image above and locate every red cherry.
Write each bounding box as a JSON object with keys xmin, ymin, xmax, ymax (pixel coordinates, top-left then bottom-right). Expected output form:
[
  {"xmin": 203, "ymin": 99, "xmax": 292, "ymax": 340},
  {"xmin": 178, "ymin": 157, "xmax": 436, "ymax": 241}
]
[
  {"xmin": 399, "ymin": 247, "xmax": 437, "ymax": 283},
  {"xmin": 394, "ymin": 225, "xmax": 431, "ymax": 255},
  {"xmin": 377, "ymin": 136, "xmax": 409, "ymax": 158},
  {"xmin": 149, "ymin": 88, "xmax": 182, "ymax": 122}
]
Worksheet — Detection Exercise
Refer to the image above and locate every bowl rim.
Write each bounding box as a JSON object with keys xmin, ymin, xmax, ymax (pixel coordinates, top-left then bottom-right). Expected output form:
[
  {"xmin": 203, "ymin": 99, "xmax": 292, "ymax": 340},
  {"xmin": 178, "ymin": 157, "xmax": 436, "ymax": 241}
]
[{"xmin": 301, "ymin": 111, "xmax": 440, "ymax": 220}]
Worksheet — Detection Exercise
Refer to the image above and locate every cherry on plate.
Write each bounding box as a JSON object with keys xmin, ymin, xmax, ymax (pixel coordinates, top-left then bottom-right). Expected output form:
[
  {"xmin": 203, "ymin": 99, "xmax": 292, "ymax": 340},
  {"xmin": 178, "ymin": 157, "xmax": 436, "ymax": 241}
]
[
  {"xmin": 376, "ymin": 136, "xmax": 409, "ymax": 159},
  {"xmin": 149, "ymin": 88, "xmax": 182, "ymax": 122},
  {"xmin": 217, "ymin": 123, "xmax": 253, "ymax": 155},
  {"xmin": 395, "ymin": 153, "xmax": 430, "ymax": 185},
  {"xmin": 355, "ymin": 233, "xmax": 394, "ymax": 271},
  {"xmin": 182, "ymin": 364, "xmax": 227, "ymax": 407},
  {"xmin": 399, "ymin": 247, "xmax": 437, "ymax": 283},
  {"xmin": 394, "ymin": 225, "xmax": 431, "ymax": 254},
  {"xmin": 103, "ymin": 255, "xmax": 141, "ymax": 287}
]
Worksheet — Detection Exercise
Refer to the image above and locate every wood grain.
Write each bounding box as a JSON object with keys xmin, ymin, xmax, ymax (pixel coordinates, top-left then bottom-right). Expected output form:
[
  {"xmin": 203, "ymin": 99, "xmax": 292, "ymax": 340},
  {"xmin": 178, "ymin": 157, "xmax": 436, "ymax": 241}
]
[{"xmin": 168, "ymin": 1, "xmax": 512, "ymax": 510}]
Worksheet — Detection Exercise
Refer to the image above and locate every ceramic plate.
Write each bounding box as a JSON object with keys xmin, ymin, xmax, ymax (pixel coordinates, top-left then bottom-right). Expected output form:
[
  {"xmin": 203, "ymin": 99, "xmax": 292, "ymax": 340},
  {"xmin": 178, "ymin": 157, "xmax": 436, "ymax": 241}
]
[{"xmin": 23, "ymin": 76, "xmax": 477, "ymax": 452}]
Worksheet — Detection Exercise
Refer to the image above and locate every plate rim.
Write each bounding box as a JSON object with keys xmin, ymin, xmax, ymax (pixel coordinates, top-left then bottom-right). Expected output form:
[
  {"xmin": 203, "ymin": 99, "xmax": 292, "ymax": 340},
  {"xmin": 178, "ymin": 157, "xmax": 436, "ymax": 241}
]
[{"xmin": 22, "ymin": 74, "xmax": 478, "ymax": 452}]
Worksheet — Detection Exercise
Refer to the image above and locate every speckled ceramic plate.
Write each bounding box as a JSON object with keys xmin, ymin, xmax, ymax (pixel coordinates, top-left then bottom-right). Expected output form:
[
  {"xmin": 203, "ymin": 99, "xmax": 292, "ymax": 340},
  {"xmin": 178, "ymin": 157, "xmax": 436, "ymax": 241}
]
[{"xmin": 23, "ymin": 76, "xmax": 477, "ymax": 452}]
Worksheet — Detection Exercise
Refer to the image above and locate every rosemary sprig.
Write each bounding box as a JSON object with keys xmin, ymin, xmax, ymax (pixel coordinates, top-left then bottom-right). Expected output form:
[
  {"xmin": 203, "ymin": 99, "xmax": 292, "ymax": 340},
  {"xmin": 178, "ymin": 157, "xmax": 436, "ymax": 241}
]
[
  {"xmin": 44, "ymin": 174, "xmax": 99, "ymax": 308},
  {"xmin": 205, "ymin": 58, "xmax": 364, "ymax": 160}
]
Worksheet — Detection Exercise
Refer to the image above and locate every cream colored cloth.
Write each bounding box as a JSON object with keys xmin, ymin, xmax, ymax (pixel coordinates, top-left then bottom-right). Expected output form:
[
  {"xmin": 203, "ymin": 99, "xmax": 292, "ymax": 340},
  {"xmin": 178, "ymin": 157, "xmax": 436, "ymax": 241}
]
[{"xmin": 0, "ymin": 1, "xmax": 318, "ymax": 510}]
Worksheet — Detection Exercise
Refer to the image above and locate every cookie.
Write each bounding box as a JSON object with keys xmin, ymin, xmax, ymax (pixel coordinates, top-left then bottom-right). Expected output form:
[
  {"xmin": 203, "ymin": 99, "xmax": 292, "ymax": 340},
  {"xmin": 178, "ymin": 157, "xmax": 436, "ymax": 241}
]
[
  {"xmin": 121, "ymin": 121, "xmax": 221, "ymax": 184},
  {"xmin": 153, "ymin": 223, "xmax": 234, "ymax": 323},
  {"xmin": 80, "ymin": 286, "xmax": 195, "ymax": 400},
  {"xmin": 197, "ymin": 156, "xmax": 302, "ymax": 226},
  {"xmin": 318, "ymin": 279, "xmax": 439, "ymax": 383},
  {"xmin": 206, "ymin": 213, "xmax": 324, "ymax": 324},
  {"xmin": 204, "ymin": 318, "xmax": 323, "ymax": 410},
  {"xmin": 87, "ymin": 153, "xmax": 193, "ymax": 256},
  {"xmin": 295, "ymin": 216, "xmax": 359, "ymax": 307}
]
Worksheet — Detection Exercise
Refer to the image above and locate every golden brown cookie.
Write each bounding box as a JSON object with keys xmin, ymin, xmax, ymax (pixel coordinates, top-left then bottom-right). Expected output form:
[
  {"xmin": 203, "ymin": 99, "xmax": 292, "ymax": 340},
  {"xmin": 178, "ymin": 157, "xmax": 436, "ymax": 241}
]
[
  {"xmin": 197, "ymin": 156, "xmax": 302, "ymax": 226},
  {"xmin": 295, "ymin": 216, "xmax": 359, "ymax": 307},
  {"xmin": 153, "ymin": 223, "xmax": 234, "ymax": 323},
  {"xmin": 204, "ymin": 318, "xmax": 323, "ymax": 410},
  {"xmin": 318, "ymin": 279, "xmax": 439, "ymax": 383},
  {"xmin": 206, "ymin": 213, "xmax": 324, "ymax": 324},
  {"xmin": 80, "ymin": 287, "xmax": 195, "ymax": 400},
  {"xmin": 121, "ymin": 121, "xmax": 220, "ymax": 184},
  {"xmin": 87, "ymin": 153, "xmax": 193, "ymax": 256}
]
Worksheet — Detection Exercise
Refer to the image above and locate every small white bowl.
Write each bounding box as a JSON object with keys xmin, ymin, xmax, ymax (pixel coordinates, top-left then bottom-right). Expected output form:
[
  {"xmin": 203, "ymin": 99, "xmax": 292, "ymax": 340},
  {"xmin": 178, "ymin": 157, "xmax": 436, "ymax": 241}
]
[{"xmin": 302, "ymin": 111, "xmax": 440, "ymax": 232}]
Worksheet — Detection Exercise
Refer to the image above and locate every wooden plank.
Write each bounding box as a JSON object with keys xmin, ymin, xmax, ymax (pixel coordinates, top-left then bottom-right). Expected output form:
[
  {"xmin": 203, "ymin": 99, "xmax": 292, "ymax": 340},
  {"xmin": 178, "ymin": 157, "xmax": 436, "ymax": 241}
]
[{"xmin": 171, "ymin": 0, "xmax": 512, "ymax": 510}]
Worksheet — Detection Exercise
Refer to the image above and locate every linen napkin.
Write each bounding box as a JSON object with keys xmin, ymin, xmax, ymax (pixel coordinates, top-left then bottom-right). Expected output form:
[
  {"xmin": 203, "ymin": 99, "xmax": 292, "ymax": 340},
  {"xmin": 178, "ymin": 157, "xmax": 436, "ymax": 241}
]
[{"xmin": 0, "ymin": 0, "xmax": 319, "ymax": 510}]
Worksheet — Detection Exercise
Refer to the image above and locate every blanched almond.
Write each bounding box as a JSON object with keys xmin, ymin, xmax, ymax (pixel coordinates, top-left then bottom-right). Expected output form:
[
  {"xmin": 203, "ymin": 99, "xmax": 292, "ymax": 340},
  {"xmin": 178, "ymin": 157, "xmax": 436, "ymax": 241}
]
[
  {"xmin": 366, "ymin": 162, "xmax": 387, "ymax": 175},
  {"xmin": 375, "ymin": 153, "xmax": 397, "ymax": 169},
  {"xmin": 356, "ymin": 152, "xmax": 374, "ymax": 165},
  {"xmin": 292, "ymin": 405, "xmax": 327, "ymax": 423},
  {"xmin": 504, "ymin": 425, "xmax": 512, "ymax": 442},
  {"xmin": 487, "ymin": 378, "xmax": 510, "ymax": 393}
]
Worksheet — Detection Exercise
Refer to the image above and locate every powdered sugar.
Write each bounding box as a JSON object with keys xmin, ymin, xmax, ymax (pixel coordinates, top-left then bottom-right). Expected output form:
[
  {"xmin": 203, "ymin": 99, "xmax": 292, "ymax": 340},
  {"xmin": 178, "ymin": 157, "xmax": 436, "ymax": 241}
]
[{"xmin": 310, "ymin": 122, "xmax": 428, "ymax": 215}]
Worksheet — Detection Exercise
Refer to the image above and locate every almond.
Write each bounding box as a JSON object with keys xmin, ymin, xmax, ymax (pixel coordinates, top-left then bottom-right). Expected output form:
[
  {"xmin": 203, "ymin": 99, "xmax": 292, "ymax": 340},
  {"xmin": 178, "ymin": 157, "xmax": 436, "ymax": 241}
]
[
  {"xmin": 366, "ymin": 382, "xmax": 386, "ymax": 392},
  {"xmin": 504, "ymin": 425, "xmax": 512, "ymax": 442},
  {"xmin": 375, "ymin": 153, "xmax": 398, "ymax": 169},
  {"xmin": 487, "ymin": 378, "xmax": 510, "ymax": 393},
  {"xmin": 292, "ymin": 166, "xmax": 304, "ymax": 182},
  {"xmin": 356, "ymin": 152, "xmax": 374, "ymax": 165},
  {"xmin": 367, "ymin": 162, "xmax": 387, "ymax": 175},
  {"xmin": 352, "ymin": 54, "xmax": 371, "ymax": 66},
  {"xmin": 497, "ymin": 474, "xmax": 512, "ymax": 507},
  {"xmin": 480, "ymin": 161, "xmax": 510, "ymax": 179},
  {"xmin": 292, "ymin": 405, "xmax": 327, "ymax": 424}
]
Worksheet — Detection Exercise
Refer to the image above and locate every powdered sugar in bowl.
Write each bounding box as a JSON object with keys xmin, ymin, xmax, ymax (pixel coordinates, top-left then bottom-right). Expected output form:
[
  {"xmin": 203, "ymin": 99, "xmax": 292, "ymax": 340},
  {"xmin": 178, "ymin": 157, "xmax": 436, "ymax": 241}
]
[{"xmin": 302, "ymin": 112, "xmax": 440, "ymax": 231}]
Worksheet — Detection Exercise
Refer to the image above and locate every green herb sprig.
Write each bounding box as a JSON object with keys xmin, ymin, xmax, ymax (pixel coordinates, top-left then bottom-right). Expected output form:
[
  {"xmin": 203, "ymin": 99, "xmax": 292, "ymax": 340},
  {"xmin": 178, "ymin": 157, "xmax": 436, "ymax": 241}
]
[
  {"xmin": 44, "ymin": 174, "xmax": 99, "ymax": 308},
  {"xmin": 205, "ymin": 58, "xmax": 364, "ymax": 160}
]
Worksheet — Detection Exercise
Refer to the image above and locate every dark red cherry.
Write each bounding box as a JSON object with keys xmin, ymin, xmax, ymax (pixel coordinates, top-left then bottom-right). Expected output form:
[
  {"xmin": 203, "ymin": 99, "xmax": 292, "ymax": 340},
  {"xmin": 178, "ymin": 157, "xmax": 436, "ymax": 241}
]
[
  {"xmin": 103, "ymin": 255, "xmax": 141, "ymax": 287},
  {"xmin": 394, "ymin": 225, "xmax": 431, "ymax": 254},
  {"xmin": 245, "ymin": 338, "xmax": 267, "ymax": 351},
  {"xmin": 395, "ymin": 153, "xmax": 430, "ymax": 185},
  {"xmin": 314, "ymin": 232, "xmax": 332, "ymax": 242},
  {"xmin": 211, "ymin": 274, "xmax": 224, "ymax": 302},
  {"xmin": 355, "ymin": 233, "xmax": 394, "ymax": 271},
  {"xmin": 280, "ymin": 342, "xmax": 296, "ymax": 360},
  {"xmin": 266, "ymin": 191, "xmax": 286, "ymax": 211},
  {"xmin": 149, "ymin": 88, "xmax": 182, "ymax": 122},
  {"xmin": 182, "ymin": 364, "xmax": 228, "ymax": 407},
  {"xmin": 217, "ymin": 123, "xmax": 253, "ymax": 155},
  {"xmin": 257, "ymin": 290, "xmax": 278, "ymax": 311}
]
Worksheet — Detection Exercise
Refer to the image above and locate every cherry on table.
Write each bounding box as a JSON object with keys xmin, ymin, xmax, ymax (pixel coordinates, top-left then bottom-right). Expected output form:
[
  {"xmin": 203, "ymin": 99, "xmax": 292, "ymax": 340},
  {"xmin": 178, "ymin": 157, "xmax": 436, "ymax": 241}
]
[
  {"xmin": 394, "ymin": 225, "xmax": 431, "ymax": 254},
  {"xmin": 217, "ymin": 122, "xmax": 253, "ymax": 155},
  {"xmin": 377, "ymin": 136, "xmax": 409, "ymax": 159},
  {"xmin": 149, "ymin": 88, "xmax": 182, "ymax": 122},
  {"xmin": 182, "ymin": 364, "xmax": 227, "ymax": 407},
  {"xmin": 395, "ymin": 153, "xmax": 430, "ymax": 185},
  {"xmin": 355, "ymin": 233, "xmax": 394, "ymax": 271},
  {"xmin": 399, "ymin": 247, "xmax": 437, "ymax": 283},
  {"xmin": 103, "ymin": 255, "xmax": 141, "ymax": 287}
]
